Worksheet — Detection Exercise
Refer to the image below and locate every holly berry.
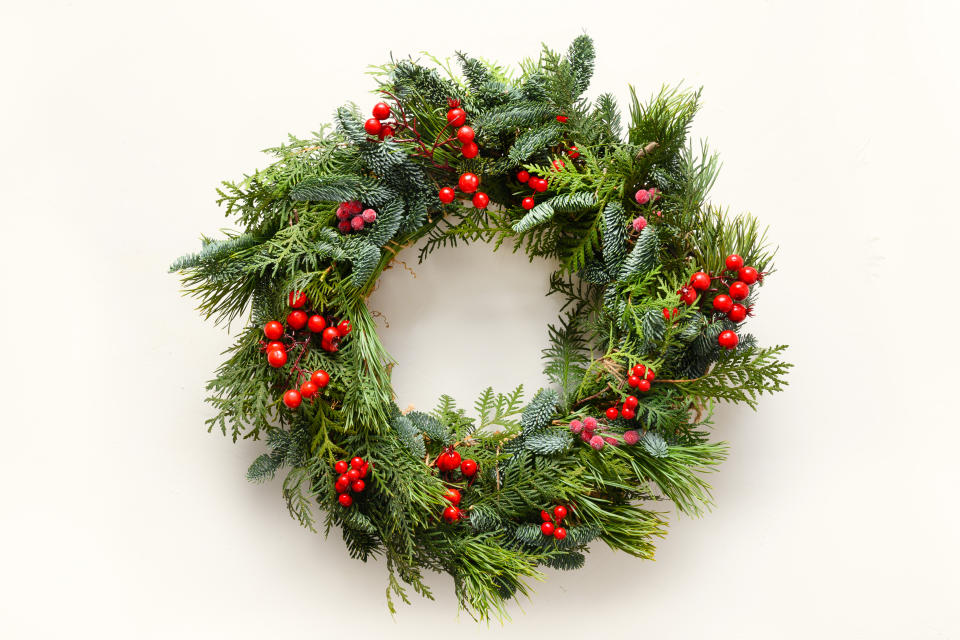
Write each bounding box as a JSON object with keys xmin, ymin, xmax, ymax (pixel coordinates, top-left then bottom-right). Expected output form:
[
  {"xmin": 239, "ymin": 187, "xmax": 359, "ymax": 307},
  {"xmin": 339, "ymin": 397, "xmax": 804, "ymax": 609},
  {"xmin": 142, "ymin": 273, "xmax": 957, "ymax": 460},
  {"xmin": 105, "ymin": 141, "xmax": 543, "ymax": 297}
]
[
  {"xmin": 311, "ymin": 369, "xmax": 330, "ymax": 388},
  {"xmin": 446, "ymin": 107, "xmax": 466, "ymax": 127},
  {"xmin": 460, "ymin": 459, "xmax": 477, "ymax": 476},
  {"xmin": 718, "ymin": 330, "xmax": 739, "ymax": 349},
  {"xmin": 264, "ymin": 321, "xmax": 284, "ymax": 341},
  {"xmin": 266, "ymin": 341, "xmax": 284, "ymax": 353},
  {"xmin": 334, "ymin": 460, "xmax": 348, "ymax": 474},
  {"xmin": 335, "ymin": 479, "xmax": 348, "ymax": 493},
  {"xmin": 712, "ymin": 294, "xmax": 734, "ymax": 313},
  {"xmin": 285, "ymin": 310, "xmax": 306, "ymax": 330},
  {"xmin": 627, "ymin": 374, "xmax": 641, "ymax": 388},
  {"xmin": 624, "ymin": 395, "xmax": 639, "ymax": 409},
  {"xmin": 363, "ymin": 118, "xmax": 382, "ymax": 136},
  {"xmin": 456, "ymin": 125, "xmax": 475, "ymax": 143},
  {"xmin": 472, "ymin": 192, "xmax": 489, "ymax": 209},
  {"xmin": 605, "ymin": 406, "xmax": 619, "ymax": 420},
  {"xmin": 439, "ymin": 187, "xmax": 456, "ymax": 204},
  {"xmin": 300, "ymin": 380, "xmax": 318, "ymax": 399},
  {"xmin": 307, "ymin": 315, "xmax": 326, "ymax": 333},
  {"xmin": 530, "ymin": 177, "xmax": 548, "ymax": 193},
  {"xmin": 442, "ymin": 506, "xmax": 460, "ymax": 523},
  {"xmin": 552, "ymin": 159, "xmax": 565, "ymax": 172},
  {"xmin": 337, "ymin": 319, "xmax": 352, "ymax": 337},
  {"xmin": 351, "ymin": 457, "xmax": 364, "ymax": 470},
  {"xmin": 443, "ymin": 487, "xmax": 462, "ymax": 505},
  {"xmin": 621, "ymin": 407, "xmax": 636, "ymax": 420},
  {"xmin": 461, "ymin": 141, "xmax": 479, "ymax": 158},
  {"xmin": 322, "ymin": 326, "xmax": 339, "ymax": 343},
  {"xmin": 738, "ymin": 266, "xmax": 759, "ymax": 284},
  {"xmin": 568, "ymin": 145, "xmax": 580, "ymax": 158},
  {"xmin": 338, "ymin": 474, "xmax": 349, "ymax": 486},
  {"xmin": 437, "ymin": 449, "xmax": 462, "ymax": 472},
  {"xmin": 725, "ymin": 254, "xmax": 744, "ymax": 271},
  {"xmin": 371, "ymin": 101, "xmax": 391, "ymax": 119},
  {"xmin": 267, "ymin": 349, "xmax": 287, "ymax": 368},
  {"xmin": 360, "ymin": 463, "xmax": 370, "ymax": 478},
  {"xmin": 632, "ymin": 364, "xmax": 647, "ymax": 378},
  {"xmin": 556, "ymin": 115, "xmax": 568, "ymax": 123},
  {"xmin": 338, "ymin": 494, "xmax": 353, "ymax": 507},
  {"xmin": 458, "ymin": 173, "xmax": 479, "ymax": 193},
  {"xmin": 728, "ymin": 304, "xmax": 747, "ymax": 323},
  {"xmin": 378, "ymin": 125, "xmax": 395, "ymax": 140},
  {"xmin": 553, "ymin": 505, "xmax": 568, "ymax": 521},
  {"xmin": 541, "ymin": 510, "xmax": 552, "ymax": 521},
  {"xmin": 680, "ymin": 286, "xmax": 698, "ymax": 305},
  {"xmin": 288, "ymin": 290, "xmax": 307, "ymax": 308},
  {"xmin": 645, "ymin": 369, "xmax": 655, "ymax": 382},
  {"xmin": 729, "ymin": 281, "xmax": 750, "ymax": 300},
  {"xmin": 282, "ymin": 389, "xmax": 302, "ymax": 409},
  {"xmin": 690, "ymin": 271, "xmax": 711, "ymax": 291},
  {"xmin": 346, "ymin": 469, "xmax": 360, "ymax": 482},
  {"xmin": 521, "ymin": 197, "xmax": 535, "ymax": 210},
  {"xmin": 516, "ymin": 170, "xmax": 530, "ymax": 183},
  {"xmin": 541, "ymin": 521, "xmax": 555, "ymax": 536},
  {"xmin": 637, "ymin": 379, "xmax": 651, "ymax": 393},
  {"xmin": 553, "ymin": 527, "xmax": 567, "ymax": 540},
  {"xmin": 351, "ymin": 479, "xmax": 366, "ymax": 493}
]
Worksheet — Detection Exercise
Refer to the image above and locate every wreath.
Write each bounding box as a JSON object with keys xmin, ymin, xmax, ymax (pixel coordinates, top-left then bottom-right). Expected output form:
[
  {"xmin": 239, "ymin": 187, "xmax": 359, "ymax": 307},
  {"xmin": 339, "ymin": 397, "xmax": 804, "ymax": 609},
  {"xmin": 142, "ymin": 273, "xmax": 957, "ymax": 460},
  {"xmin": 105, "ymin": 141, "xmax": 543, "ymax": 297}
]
[{"xmin": 172, "ymin": 35, "xmax": 791, "ymax": 620}]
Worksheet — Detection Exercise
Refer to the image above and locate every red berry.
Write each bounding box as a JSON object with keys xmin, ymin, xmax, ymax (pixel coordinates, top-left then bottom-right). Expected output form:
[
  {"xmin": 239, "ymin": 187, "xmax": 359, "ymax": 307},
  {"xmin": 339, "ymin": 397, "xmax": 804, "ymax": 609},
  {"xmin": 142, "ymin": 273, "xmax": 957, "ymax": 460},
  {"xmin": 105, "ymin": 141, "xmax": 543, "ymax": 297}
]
[
  {"xmin": 442, "ymin": 506, "xmax": 460, "ymax": 523},
  {"xmin": 267, "ymin": 349, "xmax": 287, "ymax": 368},
  {"xmin": 637, "ymin": 379, "xmax": 651, "ymax": 393},
  {"xmin": 472, "ymin": 192, "xmax": 489, "ymax": 209},
  {"xmin": 568, "ymin": 145, "xmax": 580, "ymax": 159},
  {"xmin": 282, "ymin": 389, "xmax": 302, "ymax": 409},
  {"xmin": 531, "ymin": 177, "xmax": 548, "ymax": 193},
  {"xmin": 552, "ymin": 159, "xmax": 565, "ymax": 172},
  {"xmin": 439, "ymin": 187, "xmax": 456, "ymax": 204},
  {"xmin": 286, "ymin": 310, "xmax": 307, "ymax": 330},
  {"xmin": 718, "ymin": 330, "xmax": 739, "ymax": 349},
  {"xmin": 738, "ymin": 266, "xmax": 759, "ymax": 284},
  {"xmin": 322, "ymin": 326, "xmax": 339, "ymax": 343},
  {"xmin": 458, "ymin": 173, "xmax": 479, "ymax": 193},
  {"xmin": 265, "ymin": 341, "xmax": 284, "ymax": 353},
  {"xmin": 556, "ymin": 115, "xmax": 568, "ymax": 123},
  {"xmin": 621, "ymin": 407, "xmax": 636, "ymax": 420},
  {"xmin": 334, "ymin": 460, "xmax": 348, "ymax": 474},
  {"xmin": 516, "ymin": 170, "xmax": 530, "ymax": 183},
  {"xmin": 311, "ymin": 369, "xmax": 330, "ymax": 388},
  {"xmin": 605, "ymin": 407, "xmax": 619, "ymax": 420},
  {"xmin": 456, "ymin": 125, "xmax": 475, "ymax": 143},
  {"xmin": 460, "ymin": 459, "xmax": 477, "ymax": 476},
  {"xmin": 338, "ymin": 493, "xmax": 353, "ymax": 507},
  {"xmin": 680, "ymin": 286, "xmax": 698, "ymax": 305},
  {"xmin": 372, "ymin": 102, "xmax": 390, "ymax": 119},
  {"xmin": 288, "ymin": 290, "xmax": 307, "ymax": 308},
  {"xmin": 728, "ymin": 304, "xmax": 747, "ymax": 323},
  {"xmin": 337, "ymin": 220, "xmax": 352, "ymax": 233},
  {"xmin": 300, "ymin": 380, "xmax": 318, "ymax": 399},
  {"xmin": 627, "ymin": 375, "xmax": 641, "ymax": 388},
  {"xmin": 360, "ymin": 463, "xmax": 369, "ymax": 478},
  {"xmin": 553, "ymin": 505, "xmax": 568, "ymax": 521},
  {"xmin": 446, "ymin": 108, "xmax": 466, "ymax": 127},
  {"xmin": 662, "ymin": 308, "xmax": 672, "ymax": 320},
  {"xmin": 378, "ymin": 125, "xmax": 394, "ymax": 140},
  {"xmin": 690, "ymin": 271, "xmax": 711, "ymax": 291},
  {"xmin": 725, "ymin": 254, "xmax": 744, "ymax": 271},
  {"xmin": 440, "ymin": 450, "xmax": 461, "ymax": 471},
  {"xmin": 521, "ymin": 197, "xmax": 535, "ymax": 210},
  {"xmin": 335, "ymin": 479, "xmax": 348, "ymax": 493},
  {"xmin": 553, "ymin": 527, "xmax": 567, "ymax": 540},
  {"xmin": 541, "ymin": 510, "xmax": 552, "ymax": 522},
  {"xmin": 461, "ymin": 141, "xmax": 479, "ymax": 158},
  {"xmin": 632, "ymin": 364, "xmax": 646, "ymax": 378},
  {"xmin": 645, "ymin": 369, "xmax": 655, "ymax": 382},
  {"xmin": 338, "ymin": 474, "xmax": 349, "ymax": 485},
  {"xmin": 541, "ymin": 522, "xmax": 555, "ymax": 536},
  {"xmin": 346, "ymin": 469, "xmax": 360, "ymax": 482},
  {"xmin": 624, "ymin": 395, "xmax": 639, "ymax": 409},
  {"xmin": 712, "ymin": 294, "xmax": 734, "ymax": 313},
  {"xmin": 443, "ymin": 487, "xmax": 461, "ymax": 505},
  {"xmin": 363, "ymin": 118, "xmax": 382, "ymax": 136},
  {"xmin": 351, "ymin": 457, "xmax": 364, "ymax": 470},
  {"xmin": 351, "ymin": 479, "xmax": 365, "ymax": 493},
  {"xmin": 729, "ymin": 281, "xmax": 750, "ymax": 300},
  {"xmin": 307, "ymin": 315, "xmax": 326, "ymax": 333},
  {"xmin": 263, "ymin": 321, "xmax": 284, "ymax": 341},
  {"xmin": 337, "ymin": 319, "xmax": 352, "ymax": 337}
]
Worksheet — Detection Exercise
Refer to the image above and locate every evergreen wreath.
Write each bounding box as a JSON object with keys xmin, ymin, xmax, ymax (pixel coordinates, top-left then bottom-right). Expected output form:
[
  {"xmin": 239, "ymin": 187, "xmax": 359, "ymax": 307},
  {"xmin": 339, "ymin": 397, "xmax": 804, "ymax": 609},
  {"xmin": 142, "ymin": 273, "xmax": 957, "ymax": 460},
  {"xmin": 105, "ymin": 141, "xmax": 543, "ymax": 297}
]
[{"xmin": 172, "ymin": 35, "xmax": 791, "ymax": 620}]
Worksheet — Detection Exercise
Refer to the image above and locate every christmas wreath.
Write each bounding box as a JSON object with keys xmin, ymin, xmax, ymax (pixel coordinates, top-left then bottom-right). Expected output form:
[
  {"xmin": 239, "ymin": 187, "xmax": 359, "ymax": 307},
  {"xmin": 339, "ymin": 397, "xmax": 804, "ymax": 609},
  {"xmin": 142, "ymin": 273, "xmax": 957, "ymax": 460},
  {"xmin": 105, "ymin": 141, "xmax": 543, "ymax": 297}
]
[{"xmin": 172, "ymin": 35, "xmax": 790, "ymax": 620}]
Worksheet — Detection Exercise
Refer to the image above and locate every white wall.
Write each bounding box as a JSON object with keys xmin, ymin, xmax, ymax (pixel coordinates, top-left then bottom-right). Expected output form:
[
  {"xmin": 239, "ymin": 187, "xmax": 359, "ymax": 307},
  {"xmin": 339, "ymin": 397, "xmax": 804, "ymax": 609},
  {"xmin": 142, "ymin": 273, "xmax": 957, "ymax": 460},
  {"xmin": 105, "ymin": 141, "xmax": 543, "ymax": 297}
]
[{"xmin": 2, "ymin": 0, "xmax": 958, "ymax": 637}]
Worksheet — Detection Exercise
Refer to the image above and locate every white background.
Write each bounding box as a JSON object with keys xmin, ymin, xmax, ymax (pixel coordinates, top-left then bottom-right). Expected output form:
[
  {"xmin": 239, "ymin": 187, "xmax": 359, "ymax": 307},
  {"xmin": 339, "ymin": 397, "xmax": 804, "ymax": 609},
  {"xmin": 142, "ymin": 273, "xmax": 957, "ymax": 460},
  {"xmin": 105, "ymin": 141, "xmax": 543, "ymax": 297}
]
[{"xmin": 2, "ymin": 0, "xmax": 959, "ymax": 637}]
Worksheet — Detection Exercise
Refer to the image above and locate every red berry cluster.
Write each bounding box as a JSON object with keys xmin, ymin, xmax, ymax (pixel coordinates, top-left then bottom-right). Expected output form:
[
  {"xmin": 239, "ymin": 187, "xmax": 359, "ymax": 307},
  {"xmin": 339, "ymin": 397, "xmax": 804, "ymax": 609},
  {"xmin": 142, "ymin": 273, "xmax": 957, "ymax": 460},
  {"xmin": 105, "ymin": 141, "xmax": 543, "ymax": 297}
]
[
  {"xmin": 334, "ymin": 200, "xmax": 377, "ymax": 234},
  {"xmin": 540, "ymin": 505, "xmax": 569, "ymax": 540},
  {"xmin": 442, "ymin": 486, "xmax": 465, "ymax": 523},
  {"xmin": 570, "ymin": 416, "xmax": 618, "ymax": 450},
  {"xmin": 679, "ymin": 254, "xmax": 763, "ymax": 350},
  {"xmin": 363, "ymin": 101, "xmax": 396, "ymax": 140},
  {"xmin": 514, "ymin": 169, "xmax": 549, "ymax": 210},
  {"xmin": 333, "ymin": 456, "xmax": 371, "ymax": 507},
  {"xmin": 435, "ymin": 445, "xmax": 478, "ymax": 477},
  {"xmin": 626, "ymin": 363, "xmax": 655, "ymax": 393},
  {"xmin": 445, "ymin": 99, "xmax": 480, "ymax": 159},
  {"xmin": 438, "ymin": 172, "xmax": 489, "ymax": 209}
]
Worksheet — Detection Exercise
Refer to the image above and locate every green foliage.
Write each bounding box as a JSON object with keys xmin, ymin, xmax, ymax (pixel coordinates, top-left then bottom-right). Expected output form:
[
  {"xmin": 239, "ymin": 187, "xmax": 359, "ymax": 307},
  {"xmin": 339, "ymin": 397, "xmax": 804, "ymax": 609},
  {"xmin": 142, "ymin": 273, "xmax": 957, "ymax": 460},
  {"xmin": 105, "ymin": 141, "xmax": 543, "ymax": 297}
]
[{"xmin": 172, "ymin": 34, "xmax": 790, "ymax": 621}]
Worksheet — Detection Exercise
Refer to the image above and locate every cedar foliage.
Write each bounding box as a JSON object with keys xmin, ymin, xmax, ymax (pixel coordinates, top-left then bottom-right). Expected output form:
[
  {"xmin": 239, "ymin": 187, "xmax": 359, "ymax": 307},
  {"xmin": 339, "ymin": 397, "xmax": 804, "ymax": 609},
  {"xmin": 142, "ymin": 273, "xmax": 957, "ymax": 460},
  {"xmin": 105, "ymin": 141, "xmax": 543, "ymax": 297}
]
[{"xmin": 172, "ymin": 35, "xmax": 790, "ymax": 621}]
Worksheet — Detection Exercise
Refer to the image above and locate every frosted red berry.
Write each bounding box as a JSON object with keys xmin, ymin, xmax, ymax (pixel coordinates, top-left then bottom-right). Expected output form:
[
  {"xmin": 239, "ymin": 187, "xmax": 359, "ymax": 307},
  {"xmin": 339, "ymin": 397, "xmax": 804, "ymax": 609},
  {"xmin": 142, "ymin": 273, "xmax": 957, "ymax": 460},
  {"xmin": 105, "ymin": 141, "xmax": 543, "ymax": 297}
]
[{"xmin": 635, "ymin": 189, "xmax": 651, "ymax": 205}]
